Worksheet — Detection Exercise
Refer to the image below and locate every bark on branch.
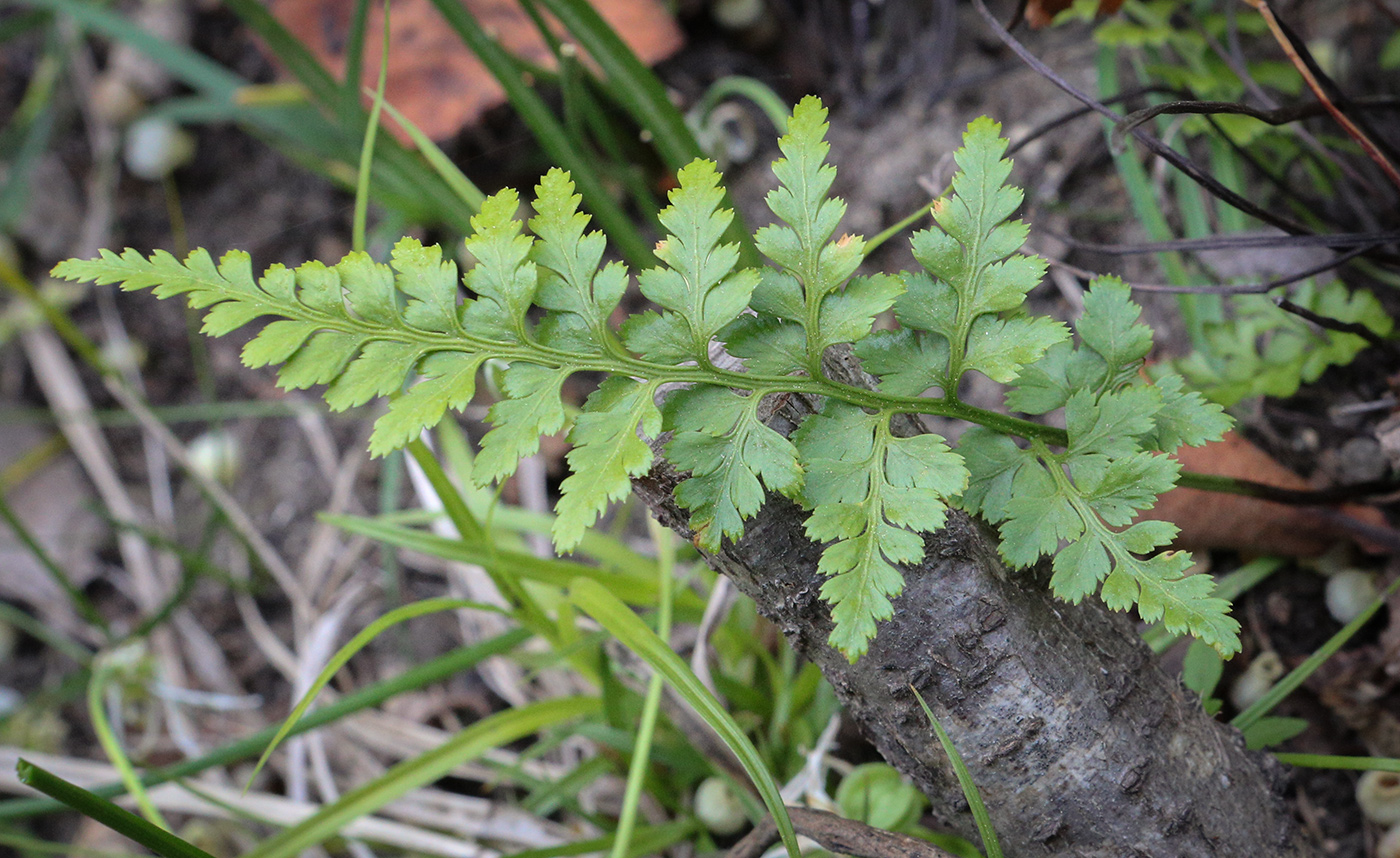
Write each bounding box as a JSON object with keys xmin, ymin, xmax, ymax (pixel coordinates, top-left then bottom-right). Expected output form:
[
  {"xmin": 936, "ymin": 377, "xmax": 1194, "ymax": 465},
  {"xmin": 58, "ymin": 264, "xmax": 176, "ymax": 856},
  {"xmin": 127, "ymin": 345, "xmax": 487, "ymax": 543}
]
[{"xmin": 632, "ymin": 353, "xmax": 1320, "ymax": 858}]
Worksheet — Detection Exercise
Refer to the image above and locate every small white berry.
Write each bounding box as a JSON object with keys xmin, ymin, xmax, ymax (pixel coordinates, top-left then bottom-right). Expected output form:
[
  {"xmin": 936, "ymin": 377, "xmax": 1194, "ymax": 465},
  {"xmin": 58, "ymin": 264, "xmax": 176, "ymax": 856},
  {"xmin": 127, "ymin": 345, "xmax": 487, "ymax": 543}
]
[
  {"xmin": 1324, "ymin": 569, "xmax": 1379, "ymax": 625},
  {"xmin": 1358, "ymin": 770, "xmax": 1400, "ymax": 826},
  {"xmin": 124, "ymin": 116, "xmax": 196, "ymax": 180}
]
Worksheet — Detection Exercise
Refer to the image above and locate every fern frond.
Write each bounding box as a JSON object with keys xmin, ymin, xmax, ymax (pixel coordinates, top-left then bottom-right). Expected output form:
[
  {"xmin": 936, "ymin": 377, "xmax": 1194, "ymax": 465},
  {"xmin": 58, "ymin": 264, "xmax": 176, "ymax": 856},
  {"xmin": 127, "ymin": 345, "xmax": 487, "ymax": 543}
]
[
  {"xmin": 57, "ymin": 99, "xmax": 1247, "ymax": 660},
  {"xmin": 962, "ymin": 278, "xmax": 1238, "ymax": 655},
  {"xmin": 795, "ymin": 404, "xmax": 967, "ymax": 660}
]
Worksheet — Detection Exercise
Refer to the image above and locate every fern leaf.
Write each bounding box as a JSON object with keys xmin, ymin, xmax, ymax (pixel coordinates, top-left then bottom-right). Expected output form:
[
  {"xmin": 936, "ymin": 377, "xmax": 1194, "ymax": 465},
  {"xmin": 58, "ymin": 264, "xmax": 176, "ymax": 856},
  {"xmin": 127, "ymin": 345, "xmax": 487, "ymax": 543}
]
[
  {"xmin": 370, "ymin": 352, "xmax": 483, "ymax": 456},
  {"xmin": 392, "ymin": 238, "xmax": 463, "ymax": 334},
  {"xmin": 882, "ymin": 118, "xmax": 1066, "ymax": 393},
  {"xmin": 620, "ymin": 160, "xmax": 759, "ymax": 364},
  {"xmin": 530, "ymin": 168, "xmax": 627, "ymax": 353},
  {"xmin": 967, "ymin": 278, "xmax": 1239, "ymax": 655},
  {"xmin": 795, "ymin": 403, "xmax": 968, "ymax": 660},
  {"xmin": 756, "ymin": 97, "xmax": 861, "ymax": 301},
  {"xmin": 553, "ymin": 377, "xmax": 663, "ymax": 550},
  {"xmin": 461, "ymin": 189, "xmax": 538, "ymax": 343},
  {"xmin": 475, "ymin": 362, "xmax": 570, "ymax": 484},
  {"xmin": 664, "ymin": 385, "xmax": 803, "ymax": 550}
]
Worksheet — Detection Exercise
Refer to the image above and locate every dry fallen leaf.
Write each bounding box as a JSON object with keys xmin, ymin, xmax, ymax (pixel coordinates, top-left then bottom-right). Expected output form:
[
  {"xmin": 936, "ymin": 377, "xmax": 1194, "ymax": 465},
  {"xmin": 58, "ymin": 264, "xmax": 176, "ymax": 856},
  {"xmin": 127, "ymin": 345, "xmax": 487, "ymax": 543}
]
[
  {"xmin": 264, "ymin": 0, "xmax": 683, "ymax": 141},
  {"xmin": 1022, "ymin": 0, "xmax": 1126, "ymax": 29},
  {"xmin": 1146, "ymin": 430, "xmax": 1389, "ymax": 557}
]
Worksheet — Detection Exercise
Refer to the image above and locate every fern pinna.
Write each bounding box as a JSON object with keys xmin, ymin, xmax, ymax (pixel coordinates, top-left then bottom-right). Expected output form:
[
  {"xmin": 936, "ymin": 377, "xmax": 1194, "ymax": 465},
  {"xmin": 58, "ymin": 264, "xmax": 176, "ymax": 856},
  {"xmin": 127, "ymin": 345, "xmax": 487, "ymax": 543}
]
[{"xmin": 55, "ymin": 97, "xmax": 1236, "ymax": 660}]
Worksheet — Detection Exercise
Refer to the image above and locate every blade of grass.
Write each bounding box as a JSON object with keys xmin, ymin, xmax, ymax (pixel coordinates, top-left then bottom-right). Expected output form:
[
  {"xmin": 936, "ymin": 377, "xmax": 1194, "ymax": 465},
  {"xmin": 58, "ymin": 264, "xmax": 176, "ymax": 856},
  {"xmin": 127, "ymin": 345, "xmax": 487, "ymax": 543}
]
[
  {"xmin": 0, "ymin": 491, "xmax": 109, "ymax": 636},
  {"xmin": 377, "ymin": 97, "xmax": 486, "ymax": 212},
  {"xmin": 18, "ymin": 0, "xmax": 472, "ymax": 233},
  {"xmin": 15, "ymin": 761, "xmax": 215, "ymax": 858},
  {"xmin": 1272, "ymin": 754, "xmax": 1400, "ymax": 772},
  {"xmin": 351, "ymin": 2, "xmax": 392, "ymax": 255},
  {"xmin": 532, "ymin": 0, "xmax": 694, "ymax": 170},
  {"xmin": 535, "ymin": 0, "xmax": 758, "ymax": 263},
  {"xmin": 241, "ymin": 696, "xmax": 599, "ymax": 858},
  {"xmin": 87, "ymin": 656, "xmax": 168, "ymax": 829},
  {"xmin": 0, "ymin": 827, "xmax": 147, "ymax": 858},
  {"xmin": 323, "ymin": 512, "xmax": 702, "ymax": 614},
  {"xmin": 424, "ymin": 0, "xmax": 653, "ymax": 268},
  {"xmin": 406, "ymin": 433, "xmax": 553, "ymax": 633},
  {"xmin": 0, "ymin": 600, "xmax": 92, "ymax": 666},
  {"xmin": 246, "ymin": 596, "xmax": 507, "ymax": 787},
  {"xmin": 0, "ymin": 629, "xmax": 530, "ymax": 821},
  {"xmin": 610, "ymin": 521, "xmax": 675, "ymax": 858},
  {"xmin": 569, "ymin": 577, "xmax": 801, "ymax": 858},
  {"xmin": 340, "ymin": 0, "xmax": 373, "ymax": 116},
  {"xmin": 406, "ymin": 437, "xmax": 486, "ymax": 544},
  {"xmin": 376, "ymin": 504, "xmax": 658, "ymax": 579},
  {"xmin": 1233, "ymin": 571, "xmax": 1400, "ymax": 731},
  {"xmin": 911, "ymin": 687, "xmax": 1003, "ymax": 858}
]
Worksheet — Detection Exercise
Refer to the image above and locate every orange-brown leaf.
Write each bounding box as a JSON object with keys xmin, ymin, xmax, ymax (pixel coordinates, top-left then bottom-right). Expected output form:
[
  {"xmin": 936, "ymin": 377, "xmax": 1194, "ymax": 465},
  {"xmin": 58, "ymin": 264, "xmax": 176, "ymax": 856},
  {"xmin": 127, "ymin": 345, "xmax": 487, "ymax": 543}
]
[
  {"xmin": 264, "ymin": 0, "xmax": 683, "ymax": 141},
  {"xmin": 1145, "ymin": 431, "xmax": 1387, "ymax": 556}
]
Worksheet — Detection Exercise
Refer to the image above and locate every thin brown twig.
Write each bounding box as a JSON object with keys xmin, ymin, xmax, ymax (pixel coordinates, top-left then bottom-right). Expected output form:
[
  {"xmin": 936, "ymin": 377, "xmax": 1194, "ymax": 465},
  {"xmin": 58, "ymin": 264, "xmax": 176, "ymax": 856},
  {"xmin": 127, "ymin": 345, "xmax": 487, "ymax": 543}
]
[
  {"xmin": 1042, "ymin": 243, "xmax": 1379, "ymax": 297},
  {"xmin": 725, "ymin": 807, "xmax": 960, "ymax": 858},
  {"xmin": 1110, "ymin": 96, "xmax": 1400, "ymax": 150},
  {"xmin": 969, "ymin": 0, "xmax": 1312, "ymax": 238},
  {"xmin": 1242, "ymin": 0, "xmax": 1400, "ymax": 193},
  {"xmin": 1046, "ymin": 228, "xmax": 1400, "ymax": 256}
]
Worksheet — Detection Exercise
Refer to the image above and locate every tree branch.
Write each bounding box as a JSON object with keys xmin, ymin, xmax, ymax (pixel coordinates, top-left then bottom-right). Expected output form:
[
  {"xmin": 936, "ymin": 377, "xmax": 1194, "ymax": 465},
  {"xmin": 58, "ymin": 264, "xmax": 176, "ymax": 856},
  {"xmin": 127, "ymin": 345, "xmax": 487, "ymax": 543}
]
[{"xmin": 633, "ymin": 350, "xmax": 1322, "ymax": 858}]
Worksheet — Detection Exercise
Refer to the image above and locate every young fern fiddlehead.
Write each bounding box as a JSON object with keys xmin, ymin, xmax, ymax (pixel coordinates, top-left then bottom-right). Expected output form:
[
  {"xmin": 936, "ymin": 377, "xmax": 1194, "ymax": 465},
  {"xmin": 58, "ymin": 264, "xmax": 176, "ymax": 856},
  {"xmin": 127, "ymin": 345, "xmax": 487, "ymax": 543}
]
[{"xmin": 55, "ymin": 96, "xmax": 1237, "ymax": 660}]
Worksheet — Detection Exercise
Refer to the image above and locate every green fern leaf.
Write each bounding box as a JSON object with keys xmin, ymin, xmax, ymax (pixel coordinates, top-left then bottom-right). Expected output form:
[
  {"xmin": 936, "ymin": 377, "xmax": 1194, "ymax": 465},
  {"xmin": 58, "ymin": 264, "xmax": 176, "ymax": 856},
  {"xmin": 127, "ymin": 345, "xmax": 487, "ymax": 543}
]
[
  {"xmin": 795, "ymin": 403, "xmax": 968, "ymax": 660},
  {"xmin": 816, "ymin": 274, "xmax": 905, "ymax": 350},
  {"xmin": 886, "ymin": 118, "xmax": 1067, "ymax": 392},
  {"xmin": 530, "ymin": 168, "xmax": 628, "ymax": 353},
  {"xmin": 621, "ymin": 160, "xmax": 759, "ymax": 364},
  {"xmin": 461, "ymin": 189, "xmax": 538, "ymax": 343},
  {"xmin": 392, "ymin": 238, "xmax": 463, "ymax": 334},
  {"xmin": 721, "ymin": 315, "xmax": 809, "ymax": 376},
  {"xmin": 967, "ymin": 278, "xmax": 1239, "ymax": 655},
  {"xmin": 851, "ymin": 327, "xmax": 950, "ymax": 397},
  {"xmin": 370, "ymin": 352, "xmax": 483, "ymax": 456},
  {"xmin": 665, "ymin": 385, "xmax": 803, "ymax": 550},
  {"xmin": 55, "ymin": 97, "xmax": 1252, "ymax": 662},
  {"xmin": 553, "ymin": 377, "xmax": 663, "ymax": 550},
  {"xmin": 1172, "ymin": 279, "xmax": 1392, "ymax": 406},
  {"xmin": 757, "ymin": 97, "xmax": 863, "ymax": 304},
  {"xmin": 475, "ymin": 362, "xmax": 571, "ymax": 484}
]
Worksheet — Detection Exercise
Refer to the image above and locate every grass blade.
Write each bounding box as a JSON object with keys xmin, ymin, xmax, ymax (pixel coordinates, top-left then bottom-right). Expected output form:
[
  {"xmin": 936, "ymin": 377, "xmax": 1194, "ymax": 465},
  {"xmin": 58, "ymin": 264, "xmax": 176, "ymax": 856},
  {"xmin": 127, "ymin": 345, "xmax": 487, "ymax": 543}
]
[
  {"xmin": 912, "ymin": 686, "xmax": 1003, "ymax": 858},
  {"xmin": 87, "ymin": 656, "xmax": 168, "ymax": 829},
  {"xmin": 15, "ymin": 760, "xmax": 215, "ymax": 858},
  {"xmin": 0, "ymin": 629, "xmax": 529, "ymax": 821},
  {"xmin": 242, "ymin": 696, "xmax": 598, "ymax": 858},
  {"xmin": 245, "ymin": 597, "xmax": 507, "ymax": 787},
  {"xmin": 536, "ymin": 0, "xmax": 757, "ymax": 263},
  {"xmin": 1272, "ymin": 754, "xmax": 1400, "ymax": 772},
  {"xmin": 1232, "ymin": 571, "xmax": 1400, "ymax": 732},
  {"xmin": 322, "ymin": 512, "xmax": 699, "ymax": 611},
  {"xmin": 350, "ymin": 2, "xmax": 391, "ymax": 254},
  {"xmin": 569, "ymin": 577, "xmax": 801, "ymax": 858},
  {"xmin": 378, "ymin": 97, "xmax": 486, "ymax": 211},
  {"xmin": 609, "ymin": 521, "xmax": 675, "ymax": 858},
  {"xmin": 425, "ymin": 0, "xmax": 653, "ymax": 267}
]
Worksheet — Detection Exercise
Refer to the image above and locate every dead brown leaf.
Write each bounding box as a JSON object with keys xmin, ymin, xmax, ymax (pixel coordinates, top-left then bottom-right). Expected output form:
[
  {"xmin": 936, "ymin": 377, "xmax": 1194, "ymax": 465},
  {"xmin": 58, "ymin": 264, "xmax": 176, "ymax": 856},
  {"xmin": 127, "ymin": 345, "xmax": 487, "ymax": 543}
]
[
  {"xmin": 264, "ymin": 0, "xmax": 683, "ymax": 141},
  {"xmin": 1146, "ymin": 431, "xmax": 1388, "ymax": 557}
]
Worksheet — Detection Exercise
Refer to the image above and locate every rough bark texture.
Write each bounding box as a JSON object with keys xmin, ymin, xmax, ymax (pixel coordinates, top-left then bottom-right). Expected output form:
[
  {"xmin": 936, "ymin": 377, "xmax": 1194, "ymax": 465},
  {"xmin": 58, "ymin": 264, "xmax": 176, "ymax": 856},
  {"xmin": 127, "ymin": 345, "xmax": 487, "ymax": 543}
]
[{"xmin": 633, "ymin": 358, "xmax": 1321, "ymax": 858}]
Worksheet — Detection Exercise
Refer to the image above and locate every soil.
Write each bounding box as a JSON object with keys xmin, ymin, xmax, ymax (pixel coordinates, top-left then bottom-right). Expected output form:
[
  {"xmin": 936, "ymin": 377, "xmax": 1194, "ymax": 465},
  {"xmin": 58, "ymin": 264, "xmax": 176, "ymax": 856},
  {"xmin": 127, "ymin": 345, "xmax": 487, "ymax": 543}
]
[{"xmin": 2, "ymin": 1, "xmax": 1398, "ymax": 856}]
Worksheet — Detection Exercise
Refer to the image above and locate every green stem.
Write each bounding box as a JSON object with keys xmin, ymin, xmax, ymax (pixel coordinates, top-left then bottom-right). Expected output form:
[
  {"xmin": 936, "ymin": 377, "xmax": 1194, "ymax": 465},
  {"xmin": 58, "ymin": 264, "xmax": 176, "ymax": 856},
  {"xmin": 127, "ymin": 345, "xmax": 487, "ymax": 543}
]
[{"xmin": 15, "ymin": 762, "xmax": 216, "ymax": 858}]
